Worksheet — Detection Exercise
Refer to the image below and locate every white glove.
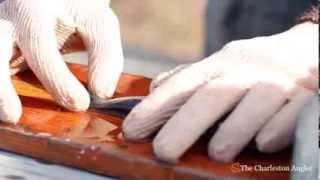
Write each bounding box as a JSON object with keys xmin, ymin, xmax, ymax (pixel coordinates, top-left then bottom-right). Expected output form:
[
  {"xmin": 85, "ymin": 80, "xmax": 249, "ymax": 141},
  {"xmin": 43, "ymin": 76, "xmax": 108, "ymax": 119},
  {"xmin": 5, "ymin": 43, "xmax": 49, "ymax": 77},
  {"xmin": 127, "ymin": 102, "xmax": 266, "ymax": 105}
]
[
  {"xmin": 123, "ymin": 22, "xmax": 318, "ymax": 163},
  {"xmin": 0, "ymin": 0, "xmax": 123, "ymax": 123}
]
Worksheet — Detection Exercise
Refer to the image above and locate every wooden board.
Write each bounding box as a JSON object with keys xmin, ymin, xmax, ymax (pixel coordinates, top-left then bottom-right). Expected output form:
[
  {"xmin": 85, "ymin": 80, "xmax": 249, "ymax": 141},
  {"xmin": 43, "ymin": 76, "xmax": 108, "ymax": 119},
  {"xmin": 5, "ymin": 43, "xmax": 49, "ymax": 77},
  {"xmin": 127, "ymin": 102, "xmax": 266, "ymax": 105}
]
[{"xmin": 0, "ymin": 64, "xmax": 291, "ymax": 180}]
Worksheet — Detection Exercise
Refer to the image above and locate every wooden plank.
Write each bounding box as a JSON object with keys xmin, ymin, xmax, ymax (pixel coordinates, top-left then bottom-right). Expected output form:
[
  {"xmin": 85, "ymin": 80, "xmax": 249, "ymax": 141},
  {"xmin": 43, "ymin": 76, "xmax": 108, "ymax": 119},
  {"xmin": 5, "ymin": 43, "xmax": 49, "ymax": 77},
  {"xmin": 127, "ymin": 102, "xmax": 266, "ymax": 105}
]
[{"xmin": 0, "ymin": 64, "xmax": 291, "ymax": 180}]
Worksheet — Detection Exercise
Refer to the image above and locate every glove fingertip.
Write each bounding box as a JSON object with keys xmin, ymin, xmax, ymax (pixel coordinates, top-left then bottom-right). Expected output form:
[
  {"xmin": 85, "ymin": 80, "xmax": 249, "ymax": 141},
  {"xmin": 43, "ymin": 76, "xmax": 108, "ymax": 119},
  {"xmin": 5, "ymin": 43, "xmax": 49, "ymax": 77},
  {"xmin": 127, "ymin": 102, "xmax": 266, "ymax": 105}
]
[
  {"xmin": 89, "ymin": 81, "xmax": 116, "ymax": 99},
  {"xmin": 122, "ymin": 118, "xmax": 143, "ymax": 141},
  {"xmin": 208, "ymin": 142, "xmax": 236, "ymax": 163},
  {"xmin": 153, "ymin": 138, "xmax": 179, "ymax": 164},
  {"xmin": 122, "ymin": 112, "xmax": 153, "ymax": 141},
  {"xmin": 0, "ymin": 101, "xmax": 22, "ymax": 124},
  {"xmin": 255, "ymin": 135, "xmax": 288, "ymax": 153},
  {"xmin": 59, "ymin": 86, "xmax": 91, "ymax": 112}
]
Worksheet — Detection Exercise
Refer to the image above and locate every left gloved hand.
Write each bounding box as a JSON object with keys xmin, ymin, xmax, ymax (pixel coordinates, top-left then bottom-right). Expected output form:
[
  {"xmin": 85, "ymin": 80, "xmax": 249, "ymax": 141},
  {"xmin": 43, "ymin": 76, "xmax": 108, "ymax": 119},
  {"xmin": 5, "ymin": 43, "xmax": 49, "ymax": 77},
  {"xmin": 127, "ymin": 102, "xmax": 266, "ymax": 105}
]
[
  {"xmin": 122, "ymin": 22, "xmax": 318, "ymax": 163},
  {"xmin": 0, "ymin": 0, "xmax": 123, "ymax": 123}
]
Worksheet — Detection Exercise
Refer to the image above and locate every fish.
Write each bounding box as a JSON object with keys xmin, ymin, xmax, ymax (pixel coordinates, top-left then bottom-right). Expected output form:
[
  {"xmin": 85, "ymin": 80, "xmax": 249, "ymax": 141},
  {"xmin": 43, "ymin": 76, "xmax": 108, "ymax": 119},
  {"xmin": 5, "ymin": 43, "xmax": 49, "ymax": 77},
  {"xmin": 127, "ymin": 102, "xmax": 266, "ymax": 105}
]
[{"xmin": 90, "ymin": 95, "xmax": 144, "ymax": 118}]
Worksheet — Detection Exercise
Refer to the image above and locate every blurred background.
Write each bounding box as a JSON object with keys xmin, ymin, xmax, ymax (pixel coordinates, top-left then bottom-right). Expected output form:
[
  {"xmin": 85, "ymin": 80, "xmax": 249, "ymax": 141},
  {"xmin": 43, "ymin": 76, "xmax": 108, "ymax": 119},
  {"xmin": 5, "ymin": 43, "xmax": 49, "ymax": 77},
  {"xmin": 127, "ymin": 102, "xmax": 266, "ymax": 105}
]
[
  {"xmin": 65, "ymin": 0, "xmax": 311, "ymax": 78},
  {"xmin": 67, "ymin": 0, "xmax": 207, "ymax": 78},
  {"xmin": 111, "ymin": 0, "xmax": 207, "ymax": 62}
]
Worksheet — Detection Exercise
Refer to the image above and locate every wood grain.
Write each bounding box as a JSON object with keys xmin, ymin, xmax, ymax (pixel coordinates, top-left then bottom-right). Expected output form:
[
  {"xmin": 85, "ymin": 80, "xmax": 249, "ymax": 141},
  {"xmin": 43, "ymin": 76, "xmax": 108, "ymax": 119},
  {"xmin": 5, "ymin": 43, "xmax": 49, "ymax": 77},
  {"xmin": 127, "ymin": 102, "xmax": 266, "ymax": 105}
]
[{"xmin": 0, "ymin": 64, "xmax": 291, "ymax": 180}]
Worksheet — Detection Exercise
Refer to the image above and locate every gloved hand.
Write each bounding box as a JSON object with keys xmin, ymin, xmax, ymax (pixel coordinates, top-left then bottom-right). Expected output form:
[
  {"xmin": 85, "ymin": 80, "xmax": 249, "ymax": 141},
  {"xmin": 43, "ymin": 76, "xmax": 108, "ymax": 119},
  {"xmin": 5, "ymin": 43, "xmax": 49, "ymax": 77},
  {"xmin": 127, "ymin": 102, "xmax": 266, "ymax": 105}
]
[
  {"xmin": 123, "ymin": 22, "xmax": 318, "ymax": 163},
  {"xmin": 0, "ymin": 0, "xmax": 123, "ymax": 124}
]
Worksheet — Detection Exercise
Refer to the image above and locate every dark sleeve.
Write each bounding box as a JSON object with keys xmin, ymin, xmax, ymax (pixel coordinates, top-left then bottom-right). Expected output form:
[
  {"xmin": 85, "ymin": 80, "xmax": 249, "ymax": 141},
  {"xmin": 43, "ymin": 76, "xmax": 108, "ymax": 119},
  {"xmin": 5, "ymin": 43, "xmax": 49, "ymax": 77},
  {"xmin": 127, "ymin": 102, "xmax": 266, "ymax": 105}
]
[
  {"xmin": 311, "ymin": 0, "xmax": 318, "ymax": 6},
  {"xmin": 297, "ymin": 4, "xmax": 319, "ymax": 24}
]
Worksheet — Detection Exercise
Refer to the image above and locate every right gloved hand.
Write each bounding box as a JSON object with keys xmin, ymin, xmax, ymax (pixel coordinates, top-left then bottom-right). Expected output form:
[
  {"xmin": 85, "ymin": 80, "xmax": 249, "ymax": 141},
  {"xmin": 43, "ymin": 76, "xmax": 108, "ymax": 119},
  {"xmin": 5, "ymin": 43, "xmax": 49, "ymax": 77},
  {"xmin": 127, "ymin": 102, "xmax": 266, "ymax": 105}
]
[
  {"xmin": 123, "ymin": 22, "xmax": 318, "ymax": 163},
  {"xmin": 0, "ymin": 0, "xmax": 123, "ymax": 124}
]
